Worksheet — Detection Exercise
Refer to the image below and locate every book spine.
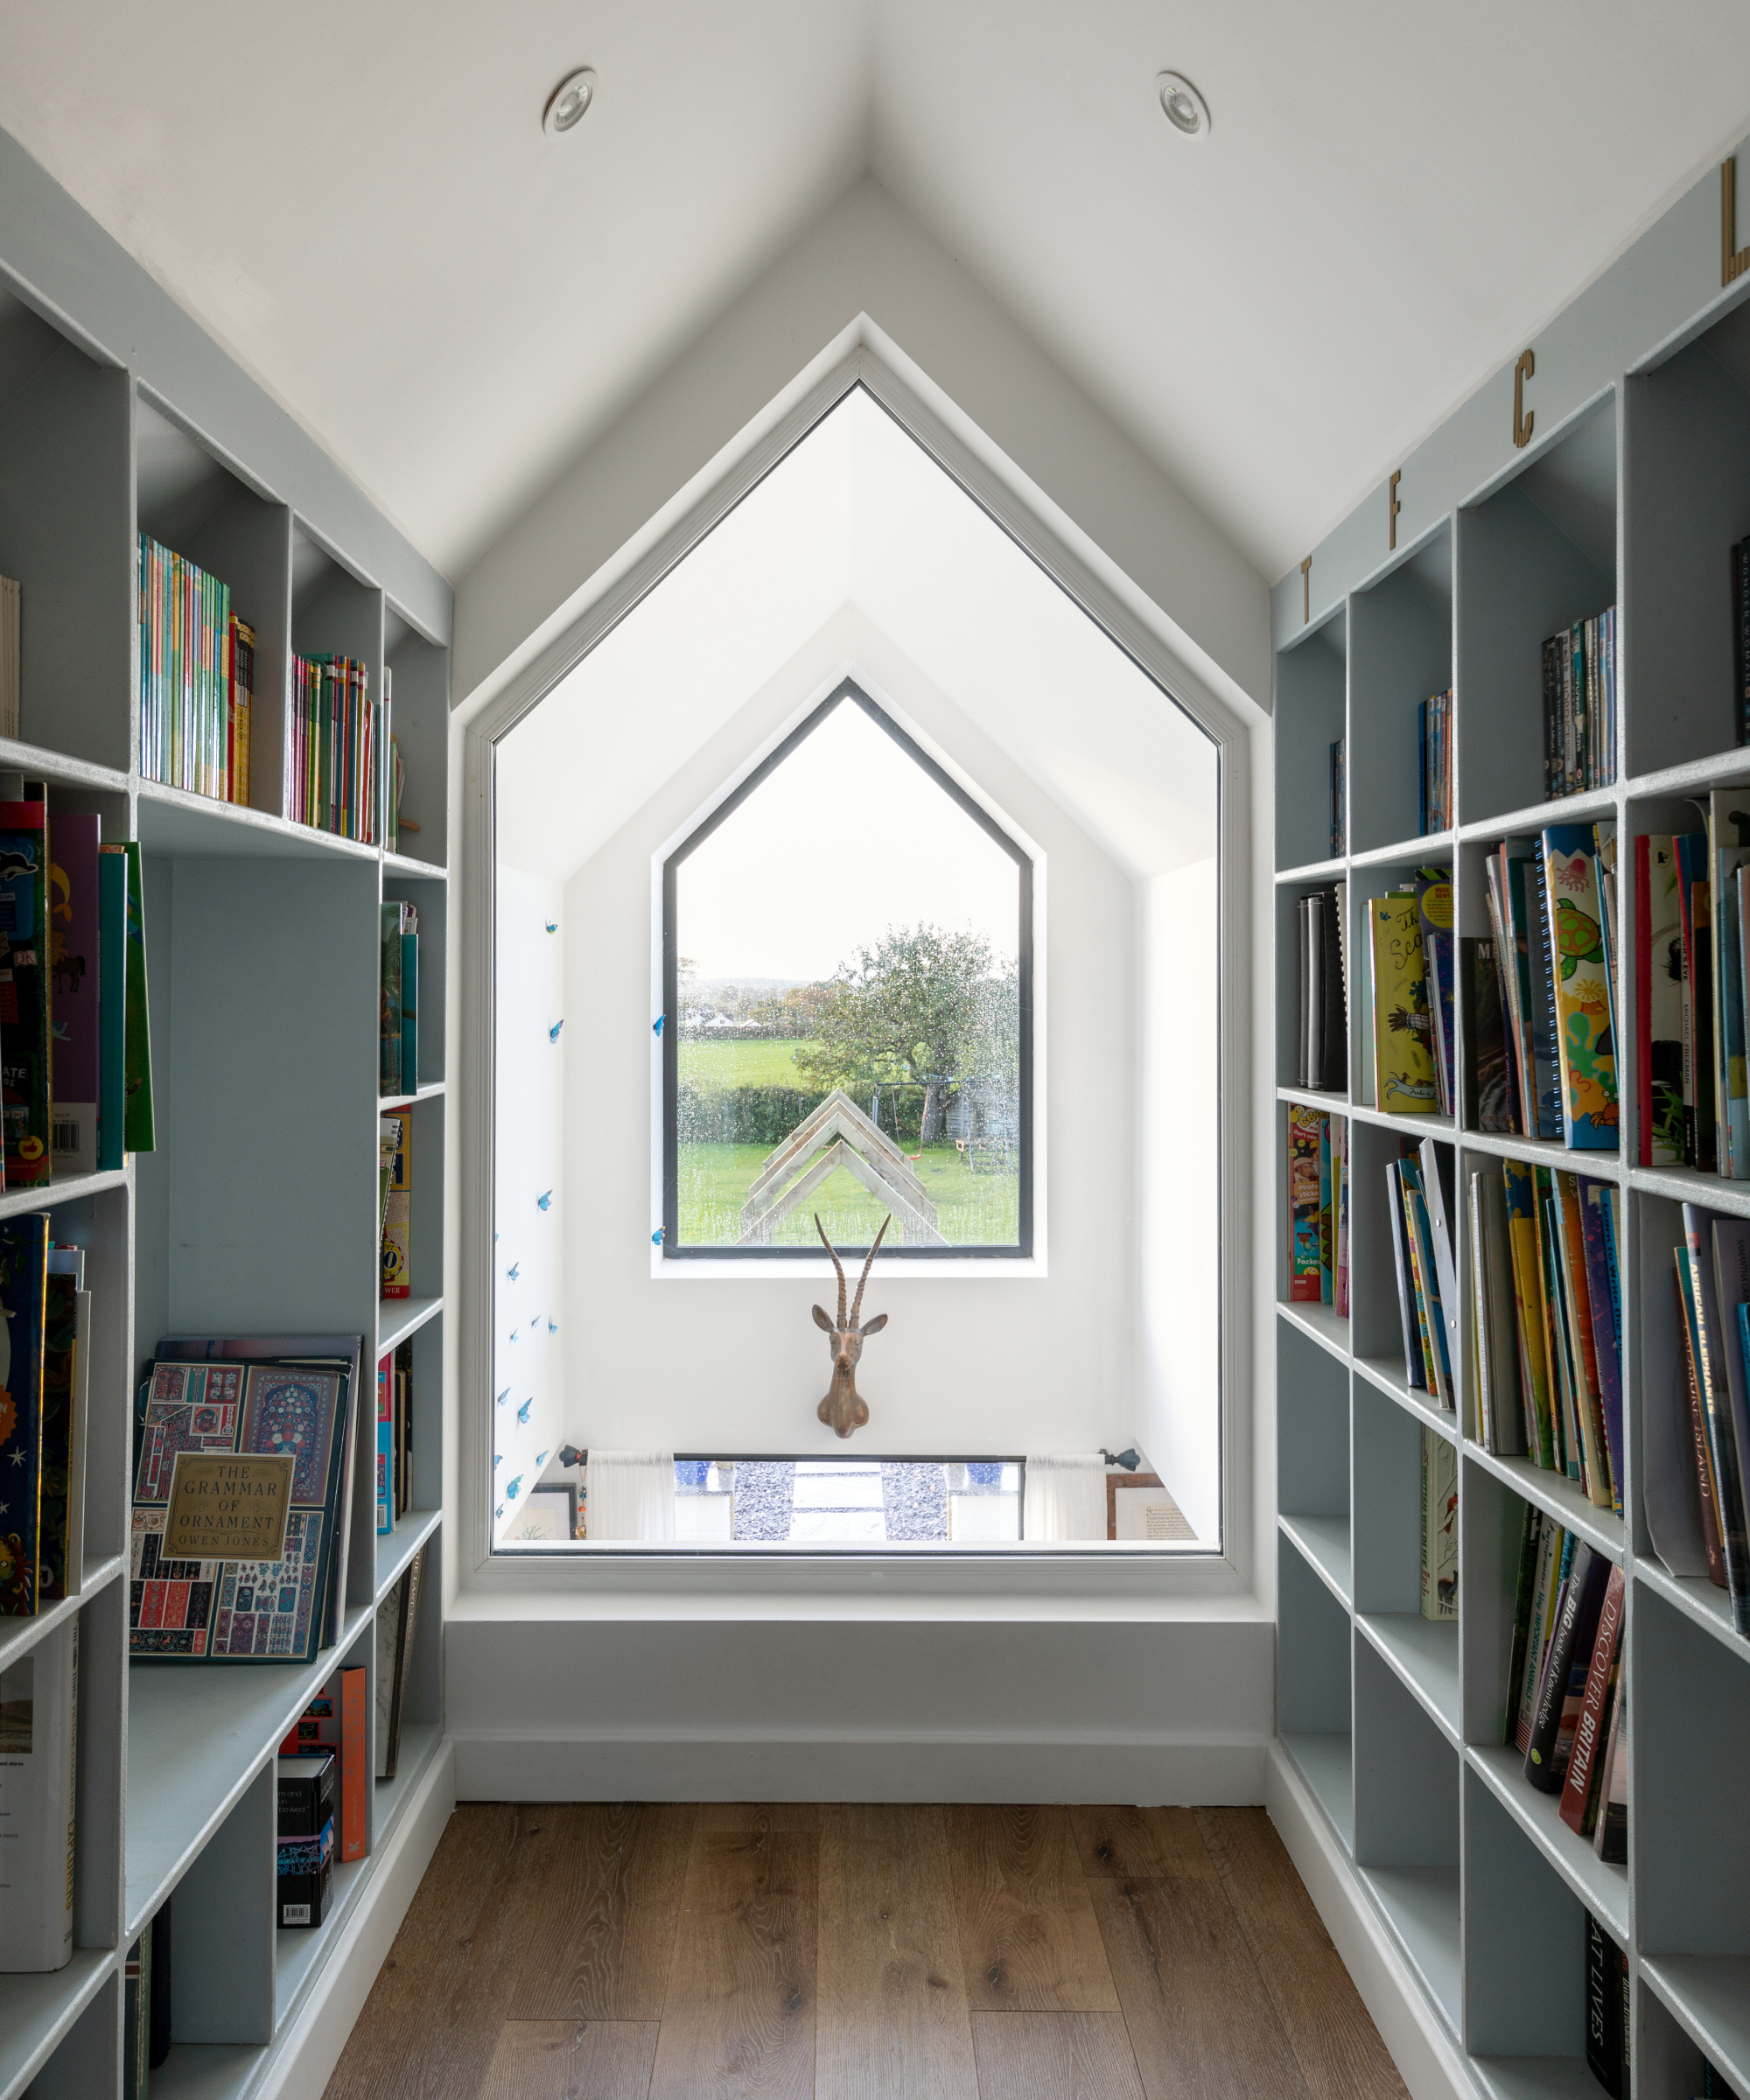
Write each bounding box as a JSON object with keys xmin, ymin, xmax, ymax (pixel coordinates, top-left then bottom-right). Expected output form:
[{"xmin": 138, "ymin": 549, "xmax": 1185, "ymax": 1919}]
[
  {"xmin": 1676, "ymin": 1255, "xmax": 1728, "ymax": 1585},
  {"xmin": 1502, "ymin": 1503, "xmax": 1541, "ymax": 1743},
  {"xmin": 1578, "ymin": 1179, "xmax": 1626, "ymax": 1513},
  {"xmin": 1592, "ymin": 1671, "xmax": 1628, "ymax": 1863},
  {"xmin": 382, "ymin": 1106, "xmax": 412, "ymax": 1298},
  {"xmin": 1585, "ymin": 1912, "xmax": 1628, "ymax": 2099},
  {"xmin": 340, "ymin": 1665, "xmax": 367, "ymax": 1862},
  {"xmin": 1387, "ymin": 1166, "xmax": 1424, "ymax": 1388},
  {"xmin": 1559, "ymin": 1564, "xmax": 1624, "ymax": 1832},
  {"xmin": 1524, "ymin": 1543, "xmax": 1609, "ymax": 1790},
  {"xmin": 1287, "ymin": 1105, "xmax": 1323, "ymax": 1301},
  {"xmin": 1684, "ymin": 1218, "xmax": 1750, "ymax": 1631},
  {"xmin": 1419, "ymin": 1425, "xmax": 1458, "ymax": 1620},
  {"xmin": 97, "ymin": 848, "xmax": 127, "ymax": 1171},
  {"xmin": 1515, "ymin": 1520, "xmax": 1565, "ymax": 1754},
  {"xmin": 377, "ymin": 1350, "xmax": 394, "ymax": 1536}
]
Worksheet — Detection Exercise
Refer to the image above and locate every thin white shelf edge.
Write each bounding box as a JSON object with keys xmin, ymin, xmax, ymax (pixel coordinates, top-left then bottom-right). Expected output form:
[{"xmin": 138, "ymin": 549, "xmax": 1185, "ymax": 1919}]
[
  {"xmin": 1355, "ymin": 1612, "xmax": 1460, "ymax": 1744},
  {"xmin": 0, "ymin": 1554, "xmax": 124, "ymax": 1672},
  {"xmin": 374, "ymin": 1507, "xmax": 442, "ymax": 1604},
  {"xmin": 1278, "ymin": 1512, "xmax": 1353, "ymax": 1607},
  {"xmin": 377, "ymin": 1293, "xmax": 442, "ymax": 1354},
  {"xmin": 1466, "ymin": 1744, "xmax": 1629, "ymax": 1942},
  {"xmin": 1280, "ymin": 1730, "xmax": 1354, "ymax": 1854},
  {"xmin": 0, "ymin": 1948, "xmax": 114, "ymax": 2100}
]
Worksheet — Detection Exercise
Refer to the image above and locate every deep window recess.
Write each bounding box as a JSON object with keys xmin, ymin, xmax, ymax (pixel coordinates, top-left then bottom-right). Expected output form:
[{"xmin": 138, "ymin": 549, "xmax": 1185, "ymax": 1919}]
[{"xmin": 661, "ymin": 678, "xmax": 1033, "ymax": 1258}]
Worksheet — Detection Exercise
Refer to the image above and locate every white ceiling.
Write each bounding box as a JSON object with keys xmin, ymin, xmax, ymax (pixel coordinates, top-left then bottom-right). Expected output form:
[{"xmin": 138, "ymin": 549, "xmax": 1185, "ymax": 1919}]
[{"xmin": 3, "ymin": 4, "xmax": 1747, "ymax": 586}]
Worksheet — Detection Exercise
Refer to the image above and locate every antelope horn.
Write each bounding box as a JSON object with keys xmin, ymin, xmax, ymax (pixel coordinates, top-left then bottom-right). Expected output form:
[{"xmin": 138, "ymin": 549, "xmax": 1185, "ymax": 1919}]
[
  {"xmin": 850, "ymin": 1214, "xmax": 892, "ymax": 1327},
  {"xmin": 815, "ymin": 1212, "xmax": 848, "ymax": 1326}
]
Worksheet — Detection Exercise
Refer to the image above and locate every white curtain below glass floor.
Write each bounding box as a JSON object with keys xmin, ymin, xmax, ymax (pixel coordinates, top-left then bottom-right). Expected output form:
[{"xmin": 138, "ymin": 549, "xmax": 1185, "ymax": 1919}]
[{"xmin": 673, "ymin": 1459, "xmax": 1021, "ymax": 1543}]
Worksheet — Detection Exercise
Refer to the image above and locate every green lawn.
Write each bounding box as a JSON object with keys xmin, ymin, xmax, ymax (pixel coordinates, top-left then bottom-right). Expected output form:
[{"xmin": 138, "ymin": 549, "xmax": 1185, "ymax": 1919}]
[
  {"xmin": 678, "ymin": 1036, "xmax": 818, "ymax": 1086},
  {"xmin": 676, "ymin": 1140, "xmax": 1018, "ymax": 1248}
]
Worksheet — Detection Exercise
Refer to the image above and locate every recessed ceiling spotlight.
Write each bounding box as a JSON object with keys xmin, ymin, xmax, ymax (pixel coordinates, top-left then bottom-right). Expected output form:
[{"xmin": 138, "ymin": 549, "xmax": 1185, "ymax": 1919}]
[
  {"xmin": 542, "ymin": 66, "xmax": 598, "ymax": 136},
  {"xmin": 1157, "ymin": 71, "xmax": 1210, "ymax": 139}
]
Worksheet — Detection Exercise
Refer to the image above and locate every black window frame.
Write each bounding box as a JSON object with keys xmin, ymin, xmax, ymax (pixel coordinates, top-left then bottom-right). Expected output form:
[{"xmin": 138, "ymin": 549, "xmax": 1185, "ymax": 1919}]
[{"xmin": 661, "ymin": 676, "xmax": 1034, "ymax": 1260}]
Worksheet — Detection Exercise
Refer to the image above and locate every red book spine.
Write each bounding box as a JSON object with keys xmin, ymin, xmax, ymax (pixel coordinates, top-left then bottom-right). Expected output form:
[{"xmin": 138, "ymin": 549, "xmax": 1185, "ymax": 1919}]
[
  {"xmin": 1559, "ymin": 1563, "xmax": 1624, "ymax": 1833},
  {"xmin": 340, "ymin": 1664, "xmax": 368, "ymax": 1862},
  {"xmin": 1634, "ymin": 835, "xmax": 1652, "ymax": 1168}
]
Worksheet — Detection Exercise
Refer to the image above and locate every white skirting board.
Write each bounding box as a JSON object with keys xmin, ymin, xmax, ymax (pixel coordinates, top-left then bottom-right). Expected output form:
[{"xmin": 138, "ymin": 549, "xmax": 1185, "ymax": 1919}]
[
  {"xmin": 451, "ymin": 1732, "xmax": 1270, "ymax": 1804},
  {"xmin": 257, "ymin": 1740, "xmax": 458, "ymax": 2100},
  {"xmin": 1265, "ymin": 1744, "xmax": 1477, "ymax": 2100}
]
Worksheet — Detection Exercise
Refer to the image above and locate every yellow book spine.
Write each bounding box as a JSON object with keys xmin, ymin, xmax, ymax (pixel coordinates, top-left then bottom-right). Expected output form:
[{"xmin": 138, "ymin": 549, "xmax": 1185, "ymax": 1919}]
[{"xmin": 1370, "ymin": 894, "xmax": 1437, "ymax": 1112}]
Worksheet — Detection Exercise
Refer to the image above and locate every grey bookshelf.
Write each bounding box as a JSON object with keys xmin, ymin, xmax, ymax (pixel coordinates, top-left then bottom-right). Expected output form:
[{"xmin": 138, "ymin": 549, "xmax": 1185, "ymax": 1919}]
[
  {"xmin": 0, "ymin": 169, "xmax": 451, "ymax": 2100},
  {"xmin": 1272, "ymin": 198, "xmax": 1750, "ymax": 2099}
]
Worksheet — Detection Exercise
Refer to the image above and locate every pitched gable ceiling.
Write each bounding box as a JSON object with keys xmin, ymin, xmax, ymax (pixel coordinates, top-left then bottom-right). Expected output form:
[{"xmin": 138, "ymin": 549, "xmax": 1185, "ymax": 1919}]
[{"xmin": 2, "ymin": 2, "xmax": 1746, "ymax": 584}]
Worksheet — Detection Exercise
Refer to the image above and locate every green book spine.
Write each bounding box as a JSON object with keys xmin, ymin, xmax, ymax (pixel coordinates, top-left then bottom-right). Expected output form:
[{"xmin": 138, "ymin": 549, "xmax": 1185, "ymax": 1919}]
[
  {"xmin": 401, "ymin": 925, "xmax": 417, "ymax": 1096},
  {"xmin": 98, "ymin": 848, "xmax": 127, "ymax": 1169}
]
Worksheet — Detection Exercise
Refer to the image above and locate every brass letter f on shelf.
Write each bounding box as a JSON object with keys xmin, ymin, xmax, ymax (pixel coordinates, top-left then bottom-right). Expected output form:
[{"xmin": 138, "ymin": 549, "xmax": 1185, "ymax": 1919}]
[
  {"xmin": 1724, "ymin": 158, "xmax": 1750, "ymax": 285},
  {"xmin": 1513, "ymin": 349, "xmax": 1535, "ymax": 450}
]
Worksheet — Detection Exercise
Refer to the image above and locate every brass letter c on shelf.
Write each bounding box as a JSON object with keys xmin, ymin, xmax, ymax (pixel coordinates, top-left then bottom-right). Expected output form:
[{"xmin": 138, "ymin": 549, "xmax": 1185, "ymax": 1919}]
[
  {"xmin": 1513, "ymin": 350, "xmax": 1535, "ymax": 450},
  {"xmin": 1724, "ymin": 158, "xmax": 1750, "ymax": 285}
]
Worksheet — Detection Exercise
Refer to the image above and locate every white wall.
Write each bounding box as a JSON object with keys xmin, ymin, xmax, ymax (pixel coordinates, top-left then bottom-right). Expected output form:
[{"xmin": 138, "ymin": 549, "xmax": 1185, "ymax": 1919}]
[
  {"xmin": 490, "ymin": 861, "xmax": 566, "ymax": 1540},
  {"xmin": 452, "ymin": 178, "xmax": 1269, "ymax": 731},
  {"xmin": 1138, "ymin": 857, "xmax": 1222, "ymax": 1544},
  {"xmin": 550, "ymin": 609, "xmax": 1138, "ymax": 1460}
]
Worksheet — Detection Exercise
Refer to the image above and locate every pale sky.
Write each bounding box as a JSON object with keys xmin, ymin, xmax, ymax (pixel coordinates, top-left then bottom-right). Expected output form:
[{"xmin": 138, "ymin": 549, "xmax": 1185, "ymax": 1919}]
[{"xmin": 676, "ymin": 699, "xmax": 1019, "ymax": 984}]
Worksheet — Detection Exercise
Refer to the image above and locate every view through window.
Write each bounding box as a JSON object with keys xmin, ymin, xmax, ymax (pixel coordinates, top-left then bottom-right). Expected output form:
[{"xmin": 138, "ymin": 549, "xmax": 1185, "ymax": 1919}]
[{"xmin": 662, "ymin": 682, "xmax": 1030, "ymax": 1256}]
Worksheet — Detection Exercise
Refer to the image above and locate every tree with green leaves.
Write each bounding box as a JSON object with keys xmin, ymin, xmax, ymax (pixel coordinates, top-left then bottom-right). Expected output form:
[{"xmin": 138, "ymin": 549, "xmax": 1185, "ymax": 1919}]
[{"xmin": 794, "ymin": 923, "xmax": 1009, "ymax": 1142}]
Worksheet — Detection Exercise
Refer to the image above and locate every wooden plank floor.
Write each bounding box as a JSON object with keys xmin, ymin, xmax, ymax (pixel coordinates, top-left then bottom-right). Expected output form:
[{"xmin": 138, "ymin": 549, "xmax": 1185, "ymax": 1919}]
[{"xmin": 325, "ymin": 1804, "xmax": 1408, "ymax": 2100}]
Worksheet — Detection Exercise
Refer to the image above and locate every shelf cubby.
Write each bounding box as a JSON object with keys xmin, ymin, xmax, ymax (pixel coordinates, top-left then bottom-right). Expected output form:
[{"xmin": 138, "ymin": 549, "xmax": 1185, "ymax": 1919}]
[
  {"xmin": 1279, "ymin": 1525, "xmax": 1354, "ymax": 1851},
  {"xmin": 1454, "ymin": 394, "xmax": 1618, "ymax": 828},
  {"xmin": 0, "ymin": 279, "xmax": 132, "ymax": 774},
  {"xmin": 1354, "ymin": 1634, "xmax": 1462, "ymax": 2031},
  {"xmin": 1275, "ymin": 608, "xmax": 1347, "ymax": 871},
  {"xmin": 1347, "ymin": 523, "xmax": 1453, "ymax": 856},
  {"xmin": 135, "ymin": 391, "xmax": 291, "ymax": 816},
  {"xmin": 382, "ymin": 867, "xmax": 446, "ymax": 1090},
  {"xmin": 1624, "ymin": 297, "xmax": 1750, "ymax": 780},
  {"xmin": 14, "ymin": 1967, "xmax": 120, "ymax": 2100},
  {"xmin": 1461, "ymin": 1764, "xmax": 1600, "ymax": 2080},
  {"xmin": 1354, "ymin": 1381, "xmax": 1460, "ymax": 1741},
  {"xmin": 384, "ymin": 607, "xmax": 450, "ymax": 871}
]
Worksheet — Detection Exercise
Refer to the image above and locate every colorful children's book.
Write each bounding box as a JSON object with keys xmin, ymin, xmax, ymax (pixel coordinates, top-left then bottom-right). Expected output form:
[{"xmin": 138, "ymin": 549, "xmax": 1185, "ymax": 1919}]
[
  {"xmin": 0, "ymin": 1212, "xmax": 49, "ymax": 1614},
  {"xmin": 1578, "ymin": 1179, "xmax": 1625, "ymax": 1517},
  {"xmin": 1369, "ymin": 891, "xmax": 1436, "ymax": 1113},
  {"xmin": 129, "ymin": 1355, "xmax": 353, "ymax": 1662},
  {"xmin": 1712, "ymin": 789, "xmax": 1750, "ymax": 1176},
  {"xmin": 1419, "ymin": 1425, "xmax": 1458, "ymax": 1620},
  {"xmin": 1502, "ymin": 1161, "xmax": 1556, "ymax": 1469},
  {"xmin": 1414, "ymin": 868, "xmax": 1455, "ymax": 1117},
  {"xmin": 1287, "ymin": 1105, "xmax": 1323, "ymax": 1303},
  {"xmin": 1676, "ymin": 830, "xmax": 1715, "ymax": 1172},
  {"xmin": 0, "ymin": 781, "xmax": 52, "ymax": 1186},
  {"xmin": 382, "ymin": 1106, "xmax": 411, "ymax": 1298},
  {"xmin": 1636, "ymin": 836, "xmax": 1685, "ymax": 1166},
  {"xmin": 376, "ymin": 1348, "xmax": 394, "ymax": 1535},
  {"xmin": 48, "ymin": 811, "xmax": 101, "ymax": 1178},
  {"xmin": 1318, "ymin": 1116, "xmax": 1334, "ymax": 1306},
  {"xmin": 1543, "ymin": 826, "xmax": 1619, "ymax": 1149},
  {"xmin": 1464, "ymin": 935, "xmax": 1514, "ymax": 1133},
  {"xmin": 99, "ymin": 842, "xmax": 155, "ymax": 1153},
  {"xmin": 380, "ymin": 903, "xmax": 403, "ymax": 1096},
  {"xmin": 36, "ymin": 1255, "xmax": 86, "ymax": 1602},
  {"xmin": 401, "ymin": 906, "xmax": 418, "ymax": 1095}
]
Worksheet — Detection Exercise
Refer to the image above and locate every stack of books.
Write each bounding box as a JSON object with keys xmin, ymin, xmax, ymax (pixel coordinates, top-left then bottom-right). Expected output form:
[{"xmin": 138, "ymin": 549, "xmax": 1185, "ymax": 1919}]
[
  {"xmin": 137, "ymin": 534, "xmax": 254, "ymax": 804},
  {"xmin": 1508, "ymin": 1512, "xmax": 1626, "ymax": 1860},
  {"xmin": 1541, "ymin": 607, "xmax": 1618, "ymax": 798},
  {"xmin": 1293, "ymin": 884, "xmax": 1347, "ymax": 1090},
  {"xmin": 290, "ymin": 652, "xmax": 386, "ymax": 842},
  {"xmin": 1470, "ymin": 825, "xmax": 1619, "ymax": 1148},
  {"xmin": 1464, "ymin": 1159, "xmax": 1622, "ymax": 1512},
  {"xmin": 1418, "ymin": 688, "xmax": 1452, "ymax": 835},
  {"xmin": 1287, "ymin": 1105, "xmax": 1348, "ymax": 1315},
  {"xmin": 1634, "ymin": 794, "xmax": 1750, "ymax": 1175},
  {"xmin": 1386, "ymin": 1137, "xmax": 1459, "ymax": 1407}
]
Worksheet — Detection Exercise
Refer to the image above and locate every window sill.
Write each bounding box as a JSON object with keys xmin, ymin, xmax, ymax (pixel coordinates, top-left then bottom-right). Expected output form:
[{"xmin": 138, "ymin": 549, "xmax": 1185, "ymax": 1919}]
[
  {"xmin": 457, "ymin": 1545, "xmax": 1256, "ymax": 1616},
  {"xmin": 650, "ymin": 1252, "xmax": 1049, "ymax": 1280}
]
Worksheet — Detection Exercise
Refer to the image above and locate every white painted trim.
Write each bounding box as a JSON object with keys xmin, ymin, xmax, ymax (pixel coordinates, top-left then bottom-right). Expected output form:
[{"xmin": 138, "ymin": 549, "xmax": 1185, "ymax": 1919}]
[
  {"xmin": 255, "ymin": 1742, "xmax": 457, "ymax": 2100},
  {"xmin": 1265, "ymin": 1745, "xmax": 1479, "ymax": 2100},
  {"xmin": 452, "ymin": 1731, "xmax": 1269, "ymax": 1806},
  {"xmin": 458, "ymin": 333, "xmax": 1253, "ymax": 1598}
]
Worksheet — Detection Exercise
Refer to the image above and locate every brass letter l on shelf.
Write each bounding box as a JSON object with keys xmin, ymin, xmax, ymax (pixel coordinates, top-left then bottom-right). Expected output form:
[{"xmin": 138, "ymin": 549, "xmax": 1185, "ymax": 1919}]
[{"xmin": 1389, "ymin": 469, "xmax": 1402, "ymax": 550}]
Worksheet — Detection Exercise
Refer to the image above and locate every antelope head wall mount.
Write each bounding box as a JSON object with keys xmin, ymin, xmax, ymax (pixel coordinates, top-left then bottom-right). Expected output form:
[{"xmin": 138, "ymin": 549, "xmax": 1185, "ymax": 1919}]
[{"xmin": 812, "ymin": 1212, "xmax": 890, "ymax": 1438}]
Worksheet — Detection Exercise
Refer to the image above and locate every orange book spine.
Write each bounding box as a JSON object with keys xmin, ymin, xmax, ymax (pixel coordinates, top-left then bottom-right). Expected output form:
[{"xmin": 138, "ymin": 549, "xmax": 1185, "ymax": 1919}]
[{"xmin": 340, "ymin": 1664, "xmax": 368, "ymax": 1862}]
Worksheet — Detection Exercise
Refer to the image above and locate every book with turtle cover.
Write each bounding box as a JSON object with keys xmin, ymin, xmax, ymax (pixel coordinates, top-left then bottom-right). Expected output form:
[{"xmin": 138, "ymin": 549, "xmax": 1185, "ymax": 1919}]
[
  {"xmin": 1368, "ymin": 890, "xmax": 1436, "ymax": 1113},
  {"xmin": 1542, "ymin": 826, "xmax": 1619, "ymax": 1149},
  {"xmin": 129, "ymin": 1354, "xmax": 354, "ymax": 1663},
  {"xmin": 381, "ymin": 1105, "xmax": 411, "ymax": 1298}
]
